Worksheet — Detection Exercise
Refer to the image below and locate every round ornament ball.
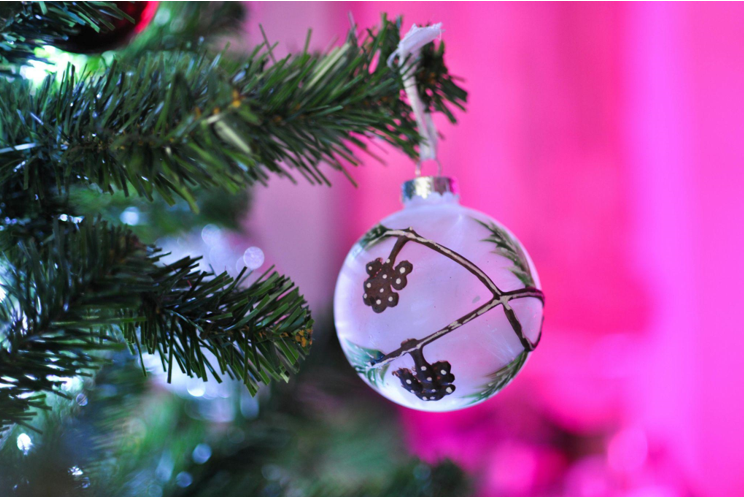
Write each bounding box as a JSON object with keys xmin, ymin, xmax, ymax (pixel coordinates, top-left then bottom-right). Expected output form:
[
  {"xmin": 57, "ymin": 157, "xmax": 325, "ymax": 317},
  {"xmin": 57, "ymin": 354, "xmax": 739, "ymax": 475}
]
[
  {"xmin": 56, "ymin": 1, "xmax": 159, "ymax": 54},
  {"xmin": 334, "ymin": 177, "xmax": 544, "ymax": 412}
]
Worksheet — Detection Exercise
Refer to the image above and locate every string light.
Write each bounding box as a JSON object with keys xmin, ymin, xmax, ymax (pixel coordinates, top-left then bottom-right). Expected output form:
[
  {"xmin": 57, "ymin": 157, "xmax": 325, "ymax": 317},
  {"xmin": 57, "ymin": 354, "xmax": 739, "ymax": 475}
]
[{"xmin": 16, "ymin": 433, "xmax": 32, "ymax": 455}]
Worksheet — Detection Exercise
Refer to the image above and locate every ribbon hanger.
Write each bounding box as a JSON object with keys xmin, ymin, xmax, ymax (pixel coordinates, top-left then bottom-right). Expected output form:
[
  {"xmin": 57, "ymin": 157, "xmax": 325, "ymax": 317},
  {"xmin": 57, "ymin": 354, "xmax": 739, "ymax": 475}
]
[{"xmin": 387, "ymin": 23, "xmax": 444, "ymax": 177}]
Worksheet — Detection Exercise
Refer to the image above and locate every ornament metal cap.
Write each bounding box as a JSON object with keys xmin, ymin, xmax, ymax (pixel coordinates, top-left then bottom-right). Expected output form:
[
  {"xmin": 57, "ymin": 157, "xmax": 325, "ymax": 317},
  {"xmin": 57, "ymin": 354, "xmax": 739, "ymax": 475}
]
[{"xmin": 401, "ymin": 176, "xmax": 459, "ymax": 202}]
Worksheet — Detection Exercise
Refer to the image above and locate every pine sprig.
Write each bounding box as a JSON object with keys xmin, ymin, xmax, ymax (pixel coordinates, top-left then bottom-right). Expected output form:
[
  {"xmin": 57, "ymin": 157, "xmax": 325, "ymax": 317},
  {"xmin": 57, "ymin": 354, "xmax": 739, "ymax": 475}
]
[
  {"xmin": 357, "ymin": 223, "xmax": 391, "ymax": 250},
  {"xmin": 0, "ymin": 16, "xmax": 467, "ymax": 208},
  {"xmin": 417, "ymin": 40, "xmax": 466, "ymax": 123},
  {"xmin": 0, "ymin": 1, "xmax": 129, "ymax": 69},
  {"xmin": 341, "ymin": 339, "xmax": 388, "ymax": 389},
  {"xmin": 464, "ymin": 350, "xmax": 528, "ymax": 406},
  {"xmin": 71, "ymin": 185, "xmax": 252, "ymax": 244},
  {"xmin": 476, "ymin": 219, "xmax": 536, "ymax": 287},
  {"xmin": 124, "ymin": 1, "xmax": 248, "ymax": 55},
  {"xmin": 0, "ymin": 220, "xmax": 313, "ymax": 431}
]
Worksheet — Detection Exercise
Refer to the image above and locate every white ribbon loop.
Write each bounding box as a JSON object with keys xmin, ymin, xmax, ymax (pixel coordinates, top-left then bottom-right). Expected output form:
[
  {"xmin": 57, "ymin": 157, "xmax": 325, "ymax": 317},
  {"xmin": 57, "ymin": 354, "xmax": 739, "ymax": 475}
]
[{"xmin": 388, "ymin": 23, "xmax": 444, "ymax": 173}]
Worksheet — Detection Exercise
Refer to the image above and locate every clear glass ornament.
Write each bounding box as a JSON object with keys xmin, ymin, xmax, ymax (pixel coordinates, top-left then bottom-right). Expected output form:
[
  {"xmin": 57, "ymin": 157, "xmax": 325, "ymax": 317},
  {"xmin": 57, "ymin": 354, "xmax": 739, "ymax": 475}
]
[{"xmin": 334, "ymin": 177, "xmax": 544, "ymax": 412}]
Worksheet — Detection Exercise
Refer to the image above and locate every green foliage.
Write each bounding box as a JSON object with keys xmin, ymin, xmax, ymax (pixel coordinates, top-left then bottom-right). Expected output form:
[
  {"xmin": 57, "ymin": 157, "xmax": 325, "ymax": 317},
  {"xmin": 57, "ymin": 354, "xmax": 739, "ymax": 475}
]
[
  {"xmin": 475, "ymin": 219, "xmax": 535, "ymax": 287},
  {"xmin": 465, "ymin": 350, "xmax": 528, "ymax": 406},
  {"xmin": 358, "ymin": 223, "xmax": 392, "ymax": 250},
  {"xmin": 0, "ymin": 220, "xmax": 313, "ymax": 431},
  {"xmin": 0, "ymin": 2, "xmax": 128, "ymax": 70},
  {"xmin": 341, "ymin": 339, "xmax": 388, "ymax": 388},
  {"xmin": 71, "ymin": 185, "xmax": 251, "ymax": 244},
  {"xmin": 0, "ymin": 15, "xmax": 467, "ymax": 210},
  {"xmin": 0, "ymin": 5, "xmax": 469, "ymax": 485},
  {"xmin": 416, "ymin": 40, "xmax": 467, "ymax": 123},
  {"xmin": 347, "ymin": 459, "xmax": 467, "ymax": 497},
  {"xmin": 125, "ymin": 2, "xmax": 247, "ymax": 55},
  {"xmin": 0, "ymin": 343, "xmax": 472, "ymax": 497}
]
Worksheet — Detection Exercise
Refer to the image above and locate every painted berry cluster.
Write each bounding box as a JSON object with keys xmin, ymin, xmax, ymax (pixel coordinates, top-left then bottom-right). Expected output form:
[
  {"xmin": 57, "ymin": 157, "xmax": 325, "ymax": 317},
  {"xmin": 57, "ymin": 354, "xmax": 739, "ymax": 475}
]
[{"xmin": 362, "ymin": 258, "xmax": 413, "ymax": 313}]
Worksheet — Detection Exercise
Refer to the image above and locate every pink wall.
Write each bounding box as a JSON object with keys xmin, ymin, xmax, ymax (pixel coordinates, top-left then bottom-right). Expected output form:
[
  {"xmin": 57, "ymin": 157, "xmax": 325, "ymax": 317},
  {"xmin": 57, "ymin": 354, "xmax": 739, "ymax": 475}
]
[{"xmin": 245, "ymin": 3, "xmax": 744, "ymax": 496}]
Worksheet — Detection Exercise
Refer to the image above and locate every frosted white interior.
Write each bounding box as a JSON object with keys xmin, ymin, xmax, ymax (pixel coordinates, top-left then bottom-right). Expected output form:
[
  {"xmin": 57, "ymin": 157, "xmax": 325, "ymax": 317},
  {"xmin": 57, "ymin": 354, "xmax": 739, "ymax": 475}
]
[{"xmin": 333, "ymin": 192, "xmax": 543, "ymax": 412}]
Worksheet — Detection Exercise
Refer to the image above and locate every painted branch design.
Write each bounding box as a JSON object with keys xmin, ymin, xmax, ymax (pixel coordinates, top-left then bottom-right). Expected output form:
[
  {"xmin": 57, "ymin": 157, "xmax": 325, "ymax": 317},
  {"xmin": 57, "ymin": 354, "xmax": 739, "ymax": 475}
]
[
  {"xmin": 361, "ymin": 224, "xmax": 545, "ymax": 401},
  {"xmin": 362, "ymin": 237, "xmax": 413, "ymax": 313},
  {"xmin": 393, "ymin": 342, "xmax": 456, "ymax": 401}
]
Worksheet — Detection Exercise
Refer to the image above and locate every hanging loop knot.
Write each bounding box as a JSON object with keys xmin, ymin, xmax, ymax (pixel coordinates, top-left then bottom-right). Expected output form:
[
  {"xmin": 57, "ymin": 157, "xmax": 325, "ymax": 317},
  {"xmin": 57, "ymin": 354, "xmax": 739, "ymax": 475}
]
[{"xmin": 388, "ymin": 23, "xmax": 443, "ymax": 176}]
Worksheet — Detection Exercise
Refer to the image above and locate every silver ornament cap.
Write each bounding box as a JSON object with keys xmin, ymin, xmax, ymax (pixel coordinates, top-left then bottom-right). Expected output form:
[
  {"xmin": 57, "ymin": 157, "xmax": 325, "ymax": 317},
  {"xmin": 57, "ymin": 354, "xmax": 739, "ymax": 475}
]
[{"xmin": 401, "ymin": 176, "xmax": 459, "ymax": 202}]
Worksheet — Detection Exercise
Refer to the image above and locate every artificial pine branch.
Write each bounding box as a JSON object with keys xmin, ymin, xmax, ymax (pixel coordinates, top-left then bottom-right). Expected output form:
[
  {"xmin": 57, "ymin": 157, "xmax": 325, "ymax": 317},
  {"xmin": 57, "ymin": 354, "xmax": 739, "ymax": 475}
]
[
  {"xmin": 0, "ymin": 15, "xmax": 466, "ymax": 208},
  {"xmin": 0, "ymin": 220, "xmax": 312, "ymax": 431},
  {"xmin": 0, "ymin": 350, "xmax": 472, "ymax": 496},
  {"xmin": 0, "ymin": 6, "xmax": 467, "ymax": 439},
  {"xmin": 71, "ymin": 185, "xmax": 252, "ymax": 244},
  {"xmin": 0, "ymin": 2, "xmax": 128, "ymax": 70},
  {"xmin": 124, "ymin": 1, "xmax": 248, "ymax": 55}
]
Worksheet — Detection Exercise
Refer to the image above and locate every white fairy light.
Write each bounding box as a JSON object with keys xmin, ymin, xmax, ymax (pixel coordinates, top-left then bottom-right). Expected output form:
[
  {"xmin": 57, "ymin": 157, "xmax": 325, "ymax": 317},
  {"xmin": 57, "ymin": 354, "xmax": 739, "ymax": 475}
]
[
  {"xmin": 186, "ymin": 382, "xmax": 206, "ymax": 398},
  {"xmin": 16, "ymin": 433, "xmax": 33, "ymax": 455},
  {"xmin": 192, "ymin": 443, "xmax": 212, "ymax": 464},
  {"xmin": 19, "ymin": 60, "xmax": 52, "ymax": 85},
  {"xmin": 201, "ymin": 224, "xmax": 222, "ymax": 246},
  {"xmin": 120, "ymin": 207, "xmax": 141, "ymax": 226},
  {"xmin": 243, "ymin": 246, "xmax": 265, "ymax": 271}
]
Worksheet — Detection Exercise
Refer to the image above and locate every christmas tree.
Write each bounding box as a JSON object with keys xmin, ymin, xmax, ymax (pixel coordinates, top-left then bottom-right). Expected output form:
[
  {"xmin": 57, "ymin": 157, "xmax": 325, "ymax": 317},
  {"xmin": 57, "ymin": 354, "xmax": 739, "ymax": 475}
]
[{"xmin": 0, "ymin": 2, "xmax": 469, "ymax": 495}]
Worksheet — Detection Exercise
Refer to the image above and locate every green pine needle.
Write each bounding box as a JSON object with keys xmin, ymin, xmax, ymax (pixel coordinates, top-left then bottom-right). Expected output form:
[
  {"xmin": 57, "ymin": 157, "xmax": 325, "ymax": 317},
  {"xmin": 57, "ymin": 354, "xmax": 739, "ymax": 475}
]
[
  {"xmin": 0, "ymin": 220, "xmax": 313, "ymax": 431},
  {"xmin": 0, "ymin": 15, "xmax": 467, "ymax": 206},
  {"xmin": 476, "ymin": 219, "xmax": 536, "ymax": 287},
  {"xmin": 0, "ymin": 8, "xmax": 467, "ymax": 435},
  {"xmin": 0, "ymin": 2, "xmax": 129, "ymax": 69}
]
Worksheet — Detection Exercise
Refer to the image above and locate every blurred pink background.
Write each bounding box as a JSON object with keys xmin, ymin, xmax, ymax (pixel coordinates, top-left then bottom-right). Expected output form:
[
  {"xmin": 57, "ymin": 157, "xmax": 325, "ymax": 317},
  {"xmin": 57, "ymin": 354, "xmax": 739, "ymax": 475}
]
[{"xmin": 240, "ymin": 3, "xmax": 744, "ymax": 497}]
